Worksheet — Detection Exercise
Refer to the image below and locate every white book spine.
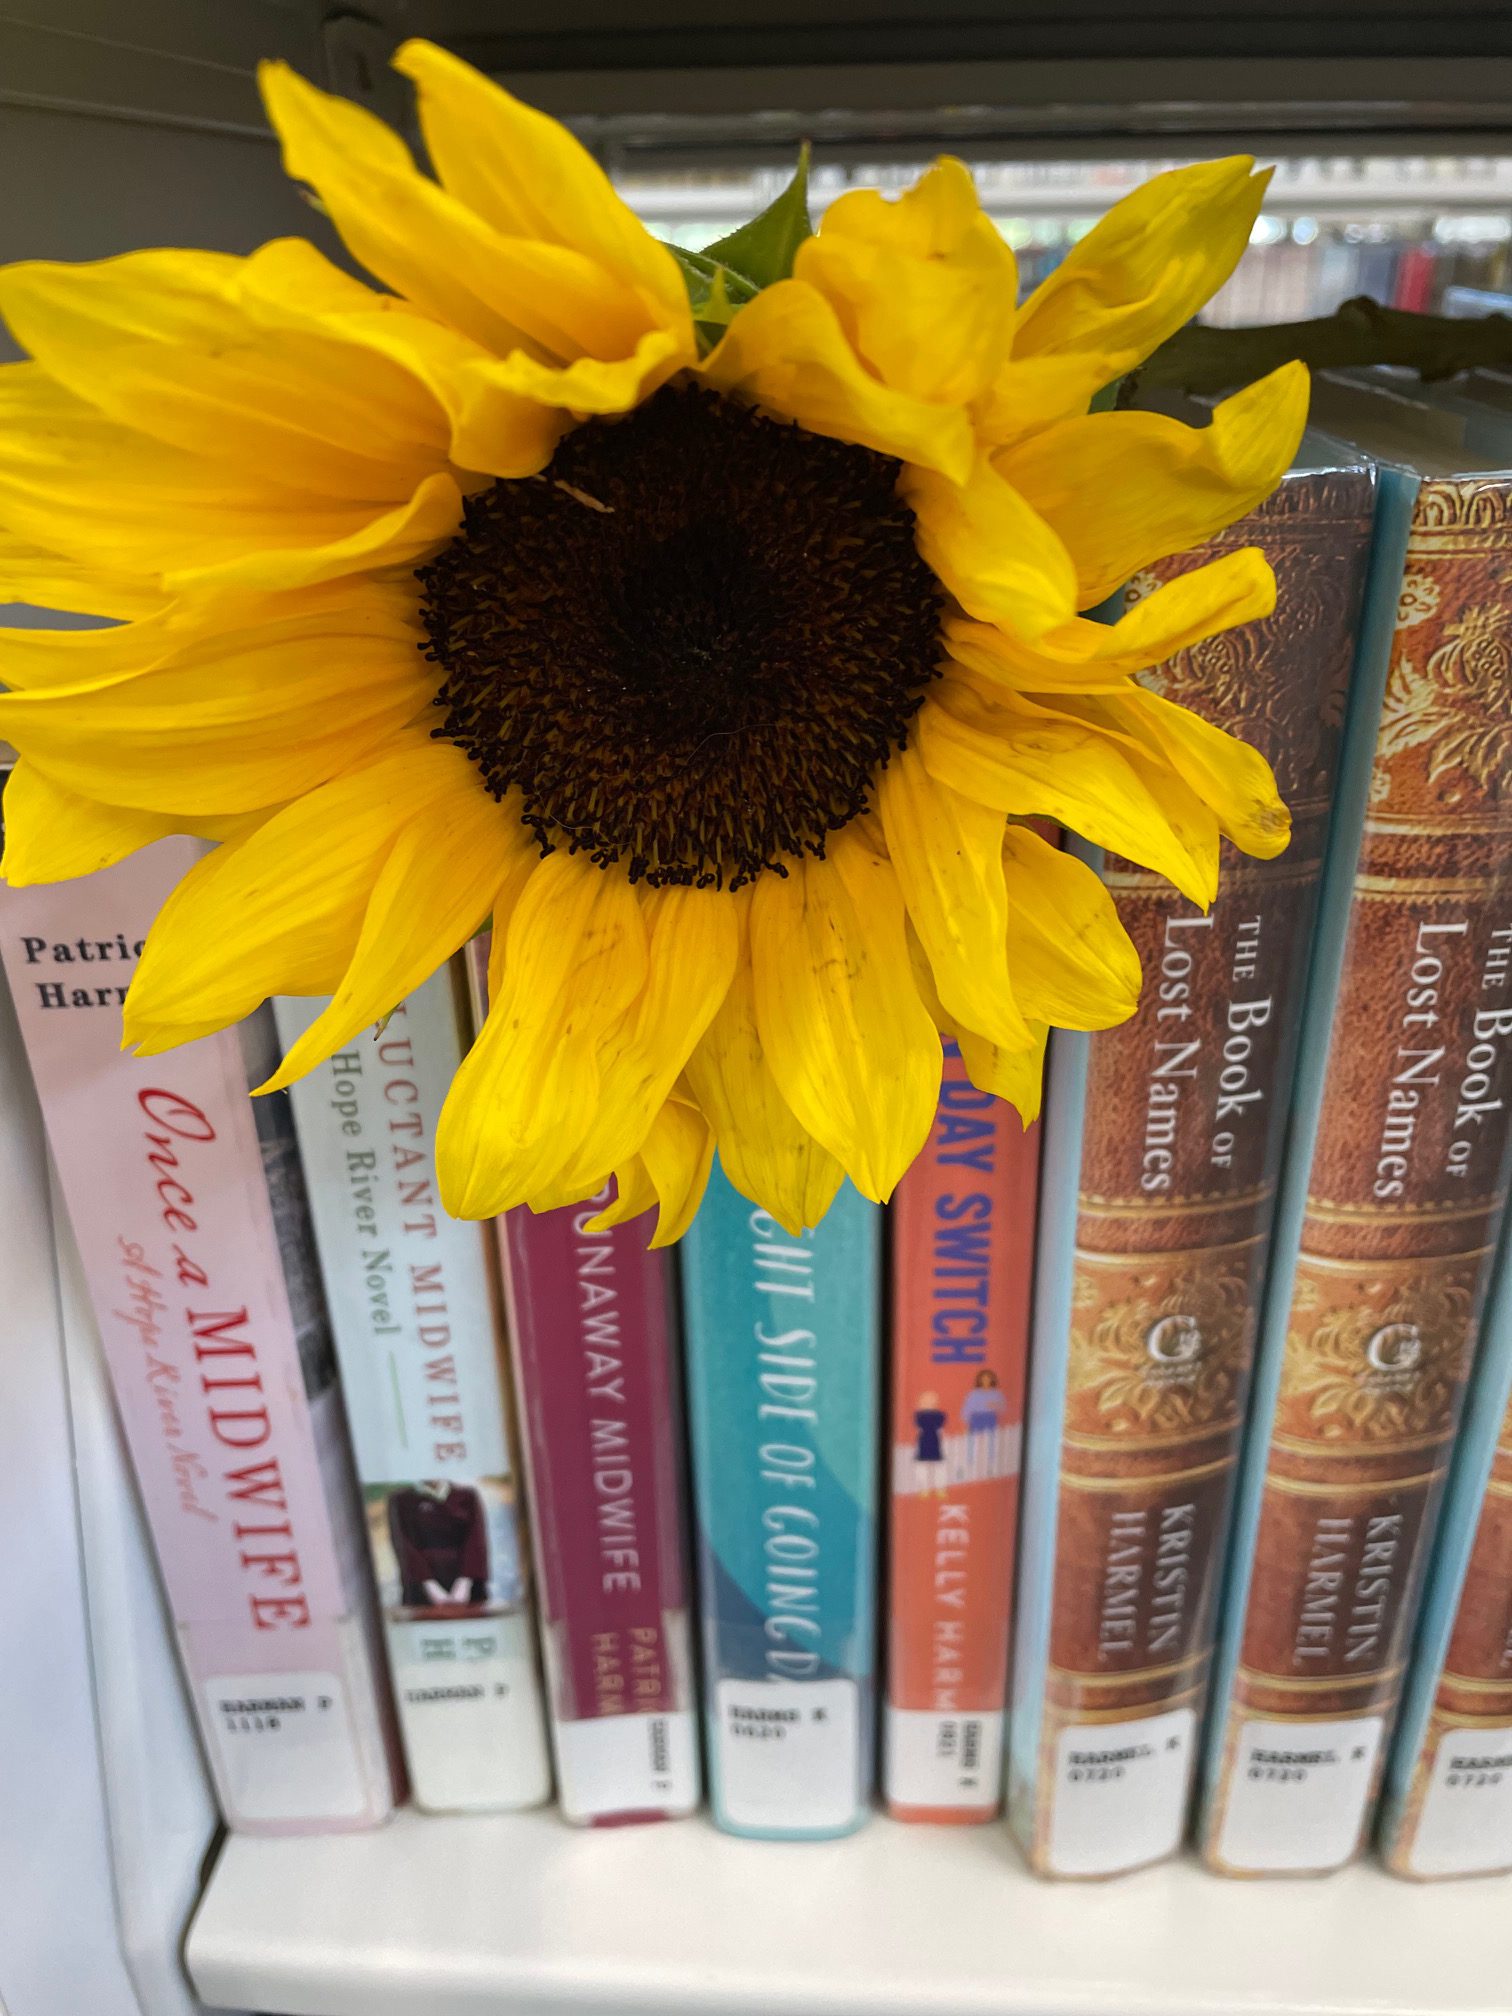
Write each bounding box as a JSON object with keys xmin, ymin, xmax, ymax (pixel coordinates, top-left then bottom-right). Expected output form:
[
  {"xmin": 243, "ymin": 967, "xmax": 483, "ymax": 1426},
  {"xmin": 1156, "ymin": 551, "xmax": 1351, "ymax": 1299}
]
[{"xmin": 275, "ymin": 968, "xmax": 552, "ymax": 1813}]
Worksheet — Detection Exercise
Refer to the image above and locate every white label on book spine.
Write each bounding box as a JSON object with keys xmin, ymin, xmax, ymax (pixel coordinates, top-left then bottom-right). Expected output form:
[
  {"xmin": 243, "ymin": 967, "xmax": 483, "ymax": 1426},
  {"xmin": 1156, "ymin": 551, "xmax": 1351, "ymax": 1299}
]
[
  {"xmin": 1216, "ymin": 1716, "xmax": 1383, "ymax": 1871},
  {"xmin": 885, "ymin": 1705, "xmax": 1002, "ymax": 1811},
  {"xmin": 1045, "ymin": 1706, "xmax": 1194, "ymax": 1874},
  {"xmin": 716, "ymin": 1678, "xmax": 860, "ymax": 1832},
  {"xmin": 204, "ymin": 1671, "xmax": 364, "ymax": 1824},
  {"xmin": 553, "ymin": 1709, "xmax": 698, "ymax": 1823},
  {"xmin": 1408, "ymin": 1725, "xmax": 1512, "ymax": 1877},
  {"xmin": 387, "ymin": 1615, "xmax": 550, "ymax": 1813}
]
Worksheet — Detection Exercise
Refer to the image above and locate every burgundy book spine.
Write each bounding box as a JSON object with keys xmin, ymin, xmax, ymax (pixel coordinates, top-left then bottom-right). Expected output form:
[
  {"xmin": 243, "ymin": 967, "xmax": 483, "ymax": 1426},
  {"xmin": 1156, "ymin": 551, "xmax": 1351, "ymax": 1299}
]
[{"xmin": 466, "ymin": 938, "xmax": 700, "ymax": 1823}]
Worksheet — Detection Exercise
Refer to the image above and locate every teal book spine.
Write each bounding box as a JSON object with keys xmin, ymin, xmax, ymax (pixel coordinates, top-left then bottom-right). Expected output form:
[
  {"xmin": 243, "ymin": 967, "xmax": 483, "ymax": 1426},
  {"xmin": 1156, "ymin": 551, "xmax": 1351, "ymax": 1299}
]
[{"xmin": 679, "ymin": 1167, "xmax": 881, "ymax": 1838}]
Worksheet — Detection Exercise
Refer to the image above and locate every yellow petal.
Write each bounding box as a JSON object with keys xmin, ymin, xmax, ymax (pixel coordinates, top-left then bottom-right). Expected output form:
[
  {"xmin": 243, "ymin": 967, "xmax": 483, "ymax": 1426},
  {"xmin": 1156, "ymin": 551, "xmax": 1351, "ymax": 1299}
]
[
  {"xmin": 1, "ymin": 762, "xmax": 253, "ymax": 884},
  {"xmin": 435, "ymin": 852, "xmax": 648, "ymax": 1219},
  {"xmin": 0, "ymin": 363, "xmax": 464, "ymax": 593},
  {"xmin": 584, "ymin": 1162, "xmax": 656, "ymax": 1233},
  {"xmin": 877, "ymin": 740, "xmax": 1033, "ymax": 1052},
  {"xmin": 0, "ymin": 247, "xmax": 459, "ymax": 497},
  {"xmin": 748, "ymin": 832, "xmax": 940, "ymax": 1202},
  {"xmin": 123, "ymin": 731, "xmax": 473, "ymax": 1051},
  {"xmin": 168, "ymin": 471, "xmax": 464, "ymax": 596},
  {"xmin": 986, "ymin": 157, "xmax": 1270, "ymax": 434},
  {"xmin": 0, "ymin": 579, "xmax": 435, "ymax": 814},
  {"xmin": 702, "ymin": 279, "xmax": 975, "ymax": 483},
  {"xmin": 0, "ymin": 531, "xmax": 166, "ymax": 620},
  {"xmin": 794, "ymin": 158, "xmax": 1016, "ymax": 406},
  {"xmin": 1002, "ymin": 824, "xmax": 1141, "ymax": 1029},
  {"xmin": 450, "ymin": 330, "xmax": 683, "ymax": 478},
  {"xmin": 262, "ymin": 784, "xmax": 534, "ymax": 1092},
  {"xmin": 638, "ymin": 1103, "xmax": 718, "ymax": 1245},
  {"xmin": 942, "ymin": 546, "xmax": 1275, "ymax": 692},
  {"xmin": 902, "ymin": 918, "xmax": 1047, "ymax": 1126},
  {"xmin": 681, "ymin": 890, "xmax": 844, "ymax": 1234},
  {"xmin": 915, "ymin": 684, "xmax": 1218, "ymax": 905},
  {"xmin": 259, "ymin": 60, "xmax": 661, "ymax": 369},
  {"xmin": 0, "ymin": 605, "xmax": 177, "ymax": 692},
  {"xmin": 584, "ymin": 1098, "xmax": 717, "ymax": 1248},
  {"xmin": 392, "ymin": 40, "xmax": 692, "ymax": 338},
  {"xmin": 239, "ymin": 239, "xmax": 563, "ymax": 478},
  {"xmin": 1051, "ymin": 687, "xmax": 1291, "ymax": 860},
  {"xmin": 1000, "ymin": 363, "xmax": 1309, "ymax": 607},
  {"xmin": 901, "ymin": 454, "xmax": 1078, "ymax": 641},
  {"xmin": 540, "ymin": 882, "xmax": 739, "ymax": 1198},
  {"xmin": 959, "ymin": 1022, "xmax": 1049, "ymax": 1123},
  {"xmin": 1, "ymin": 761, "xmax": 179, "ymax": 881}
]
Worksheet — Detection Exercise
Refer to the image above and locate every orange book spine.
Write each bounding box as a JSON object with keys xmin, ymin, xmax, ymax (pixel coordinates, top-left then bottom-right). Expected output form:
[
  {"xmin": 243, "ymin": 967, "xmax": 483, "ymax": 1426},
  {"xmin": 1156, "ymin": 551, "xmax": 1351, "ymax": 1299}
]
[{"xmin": 884, "ymin": 1041, "xmax": 1038, "ymax": 1821}]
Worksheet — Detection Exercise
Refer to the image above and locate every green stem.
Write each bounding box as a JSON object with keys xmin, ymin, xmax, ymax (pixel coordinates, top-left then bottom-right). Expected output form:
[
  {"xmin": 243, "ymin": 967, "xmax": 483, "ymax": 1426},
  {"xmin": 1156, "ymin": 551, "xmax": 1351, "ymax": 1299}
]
[{"xmin": 1134, "ymin": 296, "xmax": 1512, "ymax": 399}]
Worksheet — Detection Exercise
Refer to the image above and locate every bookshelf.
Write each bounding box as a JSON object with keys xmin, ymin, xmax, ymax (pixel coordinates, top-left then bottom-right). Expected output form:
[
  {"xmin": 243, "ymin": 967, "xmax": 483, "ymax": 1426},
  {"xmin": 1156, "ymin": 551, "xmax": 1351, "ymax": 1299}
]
[
  {"xmin": 624, "ymin": 155, "xmax": 1512, "ymax": 226},
  {"xmin": 7, "ymin": 13, "xmax": 1512, "ymax": 2016},
  {"xmin": 186, "ymin": 1806, "xmax": 1512, "ymax": 2016}
]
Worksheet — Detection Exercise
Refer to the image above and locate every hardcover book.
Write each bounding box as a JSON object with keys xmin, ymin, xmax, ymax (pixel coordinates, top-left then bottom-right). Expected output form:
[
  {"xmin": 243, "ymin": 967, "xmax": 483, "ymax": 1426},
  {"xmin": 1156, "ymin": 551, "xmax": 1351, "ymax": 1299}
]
[
  {"xmin": 0, "ymin": 828, "xmax": 399, "ymax": 1834},
  {"xmin": 1007, "ymin": 447, "xmax": 1377, "ymax": 1877},
  {"xmin": 1200, "ymin": 388, "xmax": 1512, "ymax": 1876},
  {"xmin": 1380, "ymin": 1228, "xmax": 1512, "ymax": 1879},
  {"xmin": 275, "ymin": 970, "xmax": 552, "ymax": 1814},
  {"xmin": 680, "ymin": 1163, "xmax": 881, "ymax": 1839},
  {"xmin": 885, "ymin": 1039, "xmax": 1037, "ymax": 1822},
  {"xmin": 468, "ymin": 939, "xmax": 700, "ymax": 1825}
]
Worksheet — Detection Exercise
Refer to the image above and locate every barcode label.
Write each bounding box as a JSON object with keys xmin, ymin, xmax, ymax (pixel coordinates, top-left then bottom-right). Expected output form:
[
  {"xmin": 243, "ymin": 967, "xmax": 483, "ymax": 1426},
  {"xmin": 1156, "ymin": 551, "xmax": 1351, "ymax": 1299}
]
[
  {"xmin": 715, "ymin": 1677, "xmax": 861, "ymax": 1833},
  {"xmin": 204, "ymin": 1670, "xmax": 365, "ymax": 1824},
  {"xmin": 388, "ymin": 1616, "xmax": 550, "ymax": 1812},
  {"xmin": 552, "ymin": 1707, "xmax": 698, "ymax": 1823},
  {"xmin": 885, "ymin": 1705, "xmax": 1002, "ymax": 1811},
  {"xmin": 1046, "ymin": 1707, "xmax": 1194, "ymax": 1875},
  {"xmin": 1215, "ymin": 1716, "xmax": 1383, "ymax": 1872},
  {"xmin": 1408, "ymin": 1725, "xmax": 1512, "ymax": 1877}
]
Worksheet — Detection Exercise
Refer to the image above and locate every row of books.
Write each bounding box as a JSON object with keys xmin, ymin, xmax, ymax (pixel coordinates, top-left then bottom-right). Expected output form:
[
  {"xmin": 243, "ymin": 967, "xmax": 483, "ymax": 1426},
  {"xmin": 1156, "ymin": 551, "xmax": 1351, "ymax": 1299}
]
[
  {"xmin": 2, "ymin": 364, "xmax": 1511, "ymax": 1883},
  {"xmin": 1200, "ymin": 223, "xmax": 1512, "ymax": 328},
  {"xmin": 658, "ymin": 209, "xmax": 1512, "ymax": 332}
]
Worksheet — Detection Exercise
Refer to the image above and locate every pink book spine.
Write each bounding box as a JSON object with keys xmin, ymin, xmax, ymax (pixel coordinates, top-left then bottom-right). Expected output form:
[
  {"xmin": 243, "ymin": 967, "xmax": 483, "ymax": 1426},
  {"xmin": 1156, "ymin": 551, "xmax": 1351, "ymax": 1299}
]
[{"xmin": 0, "ymin": 831, "xmax": 399, "ymax": 1834}]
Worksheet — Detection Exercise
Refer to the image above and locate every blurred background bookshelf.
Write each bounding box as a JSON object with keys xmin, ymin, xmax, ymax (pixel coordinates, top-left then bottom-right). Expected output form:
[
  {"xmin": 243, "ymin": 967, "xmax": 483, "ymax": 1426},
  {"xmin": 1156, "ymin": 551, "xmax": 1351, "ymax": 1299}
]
[{"xmin": 622, "ymin": 154, "xmax": 1512, "ymax": 322}]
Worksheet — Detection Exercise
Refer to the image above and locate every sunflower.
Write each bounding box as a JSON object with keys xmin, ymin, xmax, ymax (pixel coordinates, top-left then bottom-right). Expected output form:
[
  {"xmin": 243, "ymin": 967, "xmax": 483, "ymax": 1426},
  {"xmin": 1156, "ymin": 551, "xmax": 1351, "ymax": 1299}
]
[{"xmin": 0, "ymin": 42, "xmax": 1307, "ymax": 1243}]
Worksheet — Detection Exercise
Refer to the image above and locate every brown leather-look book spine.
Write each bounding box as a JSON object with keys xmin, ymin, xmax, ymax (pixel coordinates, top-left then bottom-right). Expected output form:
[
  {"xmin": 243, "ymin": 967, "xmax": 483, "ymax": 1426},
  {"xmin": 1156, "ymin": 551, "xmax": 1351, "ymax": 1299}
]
[
  {"xmin": 1010, "ymin": 463, "xmax": 1376, "ymax": 1879},
  {"xmin": 1201, "ymin": 474, "xmax": 1512, "ymax": 1877}
]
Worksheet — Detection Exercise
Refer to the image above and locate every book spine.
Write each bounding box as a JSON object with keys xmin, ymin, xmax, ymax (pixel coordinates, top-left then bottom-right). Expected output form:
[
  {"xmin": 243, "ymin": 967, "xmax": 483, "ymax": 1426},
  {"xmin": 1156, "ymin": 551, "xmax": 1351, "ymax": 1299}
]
[
  {"xmin": 498, "ymin": 1196, "xmax": 701, "ymax": 1824},
  {"xmin": 1202, "ymin": 473, "xmax": 1512, "ymax": 1876},
  {"xmin": 1380, "ymin": 1232, "xmax": 1512, "ymax": 1879},
  {"xmin": 1008, "ymin": 468, "xmax": 1377, "ymax": 1877},
  {"xmin": 884, "ymin": 1040, "xmax": 1037, "ymax": 1821},
  {"xmin": 465, "ymin": 934, "xmax": 699, "ymax": 1824},
  {"xmin": 274, "ymin": 969, "xmax": 552, "ymax": 1813},
  {"xmin": 680, "ymin": 1164, "xmax": 880, "ymax": 1839},
  {"xmin": 0, "ymin": 836, "xmax": 397, "ymax": 1833}
]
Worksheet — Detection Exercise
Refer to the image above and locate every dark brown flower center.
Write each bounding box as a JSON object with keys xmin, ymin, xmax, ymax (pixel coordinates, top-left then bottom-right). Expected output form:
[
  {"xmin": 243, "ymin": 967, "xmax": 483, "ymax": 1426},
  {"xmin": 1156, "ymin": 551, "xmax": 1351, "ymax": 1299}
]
[{"xmin": 419, "ymin": 382, "xmax": 942, "ymax": 889}]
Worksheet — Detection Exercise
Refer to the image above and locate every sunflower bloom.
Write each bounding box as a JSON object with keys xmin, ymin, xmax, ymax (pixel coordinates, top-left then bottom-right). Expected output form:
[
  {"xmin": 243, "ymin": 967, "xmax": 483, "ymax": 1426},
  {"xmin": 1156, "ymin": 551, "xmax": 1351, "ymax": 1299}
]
[{"xmin": 0, "ymin": 42, "xmax": 1307, "ymax": 1241}]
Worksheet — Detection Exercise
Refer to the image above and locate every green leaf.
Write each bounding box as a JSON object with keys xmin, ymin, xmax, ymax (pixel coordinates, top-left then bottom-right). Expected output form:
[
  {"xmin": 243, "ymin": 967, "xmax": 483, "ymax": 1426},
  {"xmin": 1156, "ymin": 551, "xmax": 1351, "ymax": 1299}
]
[
  {"xmin": 666, "ymin": 245, "xmax": 758, "ymax": 319},
  {"xmin": 701, "ymin": 143, "xmax": 813, "ymax": 290},
  {"xmin": 664, "ymin": 245, "xmax": 759, "ymax": 356}
]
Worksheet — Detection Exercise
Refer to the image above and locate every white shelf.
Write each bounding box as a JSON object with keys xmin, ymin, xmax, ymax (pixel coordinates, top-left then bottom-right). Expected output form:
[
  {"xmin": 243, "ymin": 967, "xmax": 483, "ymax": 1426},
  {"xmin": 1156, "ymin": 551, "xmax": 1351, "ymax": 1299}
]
[{"xmin": 187, "ymin": 1807, "xmax": 1512, "ymax": 2016}]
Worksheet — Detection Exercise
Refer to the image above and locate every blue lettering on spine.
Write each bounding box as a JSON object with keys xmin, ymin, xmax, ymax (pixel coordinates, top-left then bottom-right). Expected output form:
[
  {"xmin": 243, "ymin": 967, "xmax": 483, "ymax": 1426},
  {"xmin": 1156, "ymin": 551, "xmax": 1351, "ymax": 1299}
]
[{"xmin": 930, "ymin": 1058, "xmax": 998, "ymax": 1364}]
